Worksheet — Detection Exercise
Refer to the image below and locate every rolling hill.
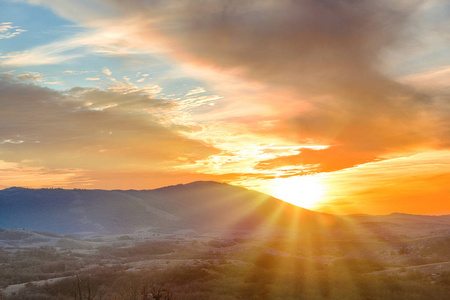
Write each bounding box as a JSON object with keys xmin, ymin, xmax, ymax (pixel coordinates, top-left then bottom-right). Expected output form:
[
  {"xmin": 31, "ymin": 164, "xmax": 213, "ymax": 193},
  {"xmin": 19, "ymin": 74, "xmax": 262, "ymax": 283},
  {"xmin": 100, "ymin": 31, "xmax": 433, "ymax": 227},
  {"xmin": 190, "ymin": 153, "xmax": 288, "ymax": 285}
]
[{"xmin": 0, "ymin": 181, "xmax": 338, "ymax": 234}]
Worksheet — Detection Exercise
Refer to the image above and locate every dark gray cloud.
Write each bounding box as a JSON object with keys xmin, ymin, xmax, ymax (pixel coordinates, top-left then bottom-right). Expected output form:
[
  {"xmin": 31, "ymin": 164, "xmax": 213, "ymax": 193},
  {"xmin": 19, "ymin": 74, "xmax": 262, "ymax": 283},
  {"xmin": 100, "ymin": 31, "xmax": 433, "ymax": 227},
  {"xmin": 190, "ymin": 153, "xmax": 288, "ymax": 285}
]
[
  {"xmin": 156, "ymin": 0, "xmax": 447, "ymax": 170},
  {"xmin": 173, "ymin": 1, "xmax": 412, "ymax": 90}
]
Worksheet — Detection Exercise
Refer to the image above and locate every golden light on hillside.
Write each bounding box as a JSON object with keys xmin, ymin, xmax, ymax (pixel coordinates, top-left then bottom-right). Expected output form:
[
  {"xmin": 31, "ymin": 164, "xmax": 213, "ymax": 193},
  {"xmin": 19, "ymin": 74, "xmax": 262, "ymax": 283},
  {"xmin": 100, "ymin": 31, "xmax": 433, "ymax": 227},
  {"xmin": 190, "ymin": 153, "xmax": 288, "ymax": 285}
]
[{"xmin": 270, "ymin": 175, "xmax": 325, "ymax": 209}]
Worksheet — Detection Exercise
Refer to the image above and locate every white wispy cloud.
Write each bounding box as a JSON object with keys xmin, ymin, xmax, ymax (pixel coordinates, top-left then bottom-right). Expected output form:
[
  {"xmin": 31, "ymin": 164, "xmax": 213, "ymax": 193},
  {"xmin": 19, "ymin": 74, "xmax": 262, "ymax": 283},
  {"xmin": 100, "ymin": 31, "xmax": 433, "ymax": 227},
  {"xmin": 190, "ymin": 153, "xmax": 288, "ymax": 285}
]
[
  {"xmin": 0, "ymin": 24, "xmax": 161, "ymax": 67},
  {"xmin": 185, "ymin": 86, "xmax": 206, "ymax": 97},
  {"xmin": 16, "ymin": 72, "xmax": 43, "ymax": 81},
  {"xmin": 63, "ymin": 70, "xmax": 89, "ymax": 75},
  {"xmin": 0, "ymin": 43, "xmax": 83, "ymax": 67},
  {"xmin": 402, "ymin": 65, "xmax": 450, "ymax": 89},
  {"xmin": 0, "ymin": 22, "xmax": 26, "ymax": 39},
  {"xmin": 102, "ymin": 67, "xmax": 112, "ymax": 76},
  {"xmin": 178, "ymin": 95, "xmax": 222, "ymax": 110}
]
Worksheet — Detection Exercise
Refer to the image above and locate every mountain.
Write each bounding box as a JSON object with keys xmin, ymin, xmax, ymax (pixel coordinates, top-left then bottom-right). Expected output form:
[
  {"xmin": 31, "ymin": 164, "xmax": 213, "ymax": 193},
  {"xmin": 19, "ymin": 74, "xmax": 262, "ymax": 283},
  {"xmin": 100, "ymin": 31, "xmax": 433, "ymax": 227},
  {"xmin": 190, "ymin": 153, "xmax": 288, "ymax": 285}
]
[
  {"xmin": 344, "ymin": 212, "xmax": 450, "ymax": 241},
  {"xmin": 348, "ymin": 212, "xmax": 450, "ymax": 224},
  {"xmin": 0, "ymin": 181, "xmax": 339, "ymax": 234}
]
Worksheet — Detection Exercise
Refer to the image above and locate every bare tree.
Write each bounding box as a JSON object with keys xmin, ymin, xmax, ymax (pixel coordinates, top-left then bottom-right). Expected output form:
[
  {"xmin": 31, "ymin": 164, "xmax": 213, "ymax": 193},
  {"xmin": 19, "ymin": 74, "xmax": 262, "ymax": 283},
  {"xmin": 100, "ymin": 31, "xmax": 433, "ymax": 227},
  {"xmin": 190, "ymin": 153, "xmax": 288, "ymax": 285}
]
[{"xmin": 146, "ymin": 284, "xmax": 173, "ymax": 300}]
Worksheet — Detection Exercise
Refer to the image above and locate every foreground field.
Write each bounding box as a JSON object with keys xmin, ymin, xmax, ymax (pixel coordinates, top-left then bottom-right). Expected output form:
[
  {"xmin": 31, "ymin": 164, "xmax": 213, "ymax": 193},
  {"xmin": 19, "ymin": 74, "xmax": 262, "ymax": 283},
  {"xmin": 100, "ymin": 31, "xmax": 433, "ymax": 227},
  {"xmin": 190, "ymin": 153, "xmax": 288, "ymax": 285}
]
[{"xmin": 1, "ymin": 222, "xmax": 449, "ymax": 300}]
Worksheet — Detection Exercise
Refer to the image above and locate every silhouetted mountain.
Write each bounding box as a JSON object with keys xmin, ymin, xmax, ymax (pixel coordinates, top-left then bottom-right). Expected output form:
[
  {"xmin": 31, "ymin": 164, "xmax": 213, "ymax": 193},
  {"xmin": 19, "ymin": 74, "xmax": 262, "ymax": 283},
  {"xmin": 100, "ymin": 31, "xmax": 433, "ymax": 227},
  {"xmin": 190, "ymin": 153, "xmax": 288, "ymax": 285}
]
[{"xmin": 0, "ymin": 181, "xmax": 339, "ymax": 234}]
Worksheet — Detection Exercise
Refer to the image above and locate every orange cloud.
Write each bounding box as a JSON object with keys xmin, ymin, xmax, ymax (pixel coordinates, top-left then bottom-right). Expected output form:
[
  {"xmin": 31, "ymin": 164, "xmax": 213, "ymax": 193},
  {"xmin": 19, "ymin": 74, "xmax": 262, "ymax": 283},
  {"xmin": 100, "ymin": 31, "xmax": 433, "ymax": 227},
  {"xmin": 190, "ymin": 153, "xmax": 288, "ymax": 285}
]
[
  {"xmin": 0, "ymin": 74, "xmax": 218, "ymax": 176},
  {"xmin": 317, "ymin": 151, "xmax": 450, "ymax": 215}
]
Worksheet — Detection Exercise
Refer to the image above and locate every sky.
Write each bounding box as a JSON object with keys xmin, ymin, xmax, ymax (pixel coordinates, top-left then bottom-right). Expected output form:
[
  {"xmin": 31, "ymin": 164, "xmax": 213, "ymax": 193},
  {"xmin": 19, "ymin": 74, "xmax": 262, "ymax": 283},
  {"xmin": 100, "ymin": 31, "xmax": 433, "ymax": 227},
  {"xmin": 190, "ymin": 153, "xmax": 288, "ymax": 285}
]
[{"xmin": 0, "ymin": 0, "xmax": 449, "ymax": 215}]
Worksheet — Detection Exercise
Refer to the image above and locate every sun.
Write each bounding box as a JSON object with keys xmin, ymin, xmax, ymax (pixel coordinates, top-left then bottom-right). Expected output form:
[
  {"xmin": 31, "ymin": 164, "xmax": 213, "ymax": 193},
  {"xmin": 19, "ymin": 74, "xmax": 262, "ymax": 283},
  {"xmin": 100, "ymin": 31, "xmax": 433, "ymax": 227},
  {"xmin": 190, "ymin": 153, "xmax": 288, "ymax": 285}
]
[{"xmin": 270, "ymin": 175, "xmax": 325, "ymax": 209}]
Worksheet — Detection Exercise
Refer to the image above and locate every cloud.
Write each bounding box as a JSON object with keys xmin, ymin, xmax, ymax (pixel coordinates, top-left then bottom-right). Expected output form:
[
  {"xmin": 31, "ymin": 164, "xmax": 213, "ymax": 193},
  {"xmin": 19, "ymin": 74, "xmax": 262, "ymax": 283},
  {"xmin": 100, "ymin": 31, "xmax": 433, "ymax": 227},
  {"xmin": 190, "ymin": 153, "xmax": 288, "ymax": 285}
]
[
  {"xmin": 0, "ymin": 23, "xmax": 156, "ymax": 67},
  {"xmin": 185, "ymin": 87, "xmax": 206, "ymax": 97},
  {"xmin": 158, "ymin": 0, "xmax": 448, "ymax": 171},
  {"xmin": 0, "ymin": 22, "xmax": 26, "ymax": 39},
  {"xmin": 316, "ymin": 150, "xmax": 450, "ymax": 214},
  {"xmin": 0, "ymin": 74, "xmax": 218, "ymax": 176},
  {"xmin": 63, "ymin": 70, "xmax": 89, "ymax": 75},
  {"xmin": 402, "ymin": 65, "xmax": 450, "ymax": 90},
  {"xmin": 0, "ymin": 40, "xmax": 83, "ymax": 66},
  {"xmin": 16, "ymin": 72, "xmax": 43, "ymax": 82},
  {"xmin": 9, "ymin": 0, "xmax": 450, "ymax": 177},
  {"xmin": 102, "ymin": 67, "xmax": 112, "ymax": 76},
  {"xmin": 178, "ymin": 95, "xmax": 222, "ymax": 111},
  {"xmin": 0, "ymin": 159, "xmax": 91, "ymax": 189}
]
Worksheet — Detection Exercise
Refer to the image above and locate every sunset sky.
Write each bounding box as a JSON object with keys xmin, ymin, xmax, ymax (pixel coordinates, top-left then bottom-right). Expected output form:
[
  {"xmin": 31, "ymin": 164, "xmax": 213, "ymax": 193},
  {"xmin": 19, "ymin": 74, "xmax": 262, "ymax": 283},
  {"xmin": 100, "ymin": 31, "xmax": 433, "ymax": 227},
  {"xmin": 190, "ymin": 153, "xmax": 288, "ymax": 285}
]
[{"xmin": 1, "ymin": 0, "xmax": 449, "ymax": 215}]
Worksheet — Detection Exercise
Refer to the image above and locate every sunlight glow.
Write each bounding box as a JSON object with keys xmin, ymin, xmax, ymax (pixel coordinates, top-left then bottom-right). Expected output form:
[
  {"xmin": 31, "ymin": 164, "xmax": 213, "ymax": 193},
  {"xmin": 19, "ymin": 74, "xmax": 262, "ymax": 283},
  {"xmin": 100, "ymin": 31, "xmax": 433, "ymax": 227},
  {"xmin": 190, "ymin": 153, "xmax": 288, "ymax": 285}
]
[{"xmin": 270, "ymin": 175, "xmax": 325, "ymax": 209}]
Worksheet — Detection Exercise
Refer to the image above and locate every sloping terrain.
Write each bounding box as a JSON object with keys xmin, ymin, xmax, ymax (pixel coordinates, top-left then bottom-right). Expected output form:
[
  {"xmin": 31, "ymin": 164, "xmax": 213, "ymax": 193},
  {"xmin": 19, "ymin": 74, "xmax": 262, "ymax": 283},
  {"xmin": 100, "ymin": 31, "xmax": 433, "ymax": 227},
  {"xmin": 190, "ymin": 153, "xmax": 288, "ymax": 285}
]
[
  {"xmin": 0, "ymin": 181, "xmax": 338, "ymax": 234},
  {"xmin": 345, "ymin": 213, "xmax": 450, "ymax": 241}
]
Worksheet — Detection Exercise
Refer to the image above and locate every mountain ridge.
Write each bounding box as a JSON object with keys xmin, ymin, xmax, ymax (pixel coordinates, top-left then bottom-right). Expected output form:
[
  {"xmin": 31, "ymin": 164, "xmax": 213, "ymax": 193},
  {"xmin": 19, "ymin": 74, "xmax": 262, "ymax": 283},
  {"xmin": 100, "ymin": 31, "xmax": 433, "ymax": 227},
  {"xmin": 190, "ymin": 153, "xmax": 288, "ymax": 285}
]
[
  {"xmin": 3, "ymin": 182, "xmax": 448, "ymax": 217},
  {"xmin": 0, "ymin": 181, "xmax": 338, "ymax": 235}
]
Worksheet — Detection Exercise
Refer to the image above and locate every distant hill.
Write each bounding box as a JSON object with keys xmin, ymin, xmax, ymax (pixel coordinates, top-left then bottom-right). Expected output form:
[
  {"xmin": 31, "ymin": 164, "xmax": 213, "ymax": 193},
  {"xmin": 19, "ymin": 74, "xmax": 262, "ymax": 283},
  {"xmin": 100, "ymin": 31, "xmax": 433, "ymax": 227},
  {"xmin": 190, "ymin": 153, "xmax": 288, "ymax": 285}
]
[
  {"xmin": 0, "ymin": 181, "xmax": 339, "ymax": 234},
  {"xmin": 344, "ymin": 212, "xmax": 450, "ymax": 241},
  {"xmin": 348, "ymin": 212, "xmax": 450, "ymax": 223}
]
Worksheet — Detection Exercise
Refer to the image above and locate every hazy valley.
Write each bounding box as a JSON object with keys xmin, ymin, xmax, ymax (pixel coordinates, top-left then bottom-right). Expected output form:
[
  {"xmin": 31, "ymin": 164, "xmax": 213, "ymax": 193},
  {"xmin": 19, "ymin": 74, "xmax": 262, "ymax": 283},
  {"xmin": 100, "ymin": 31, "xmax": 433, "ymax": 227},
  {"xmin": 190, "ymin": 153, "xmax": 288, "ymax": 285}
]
[{"xmin": 0, "ymin": 182, "xmax": 449, "ymax": 299}]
